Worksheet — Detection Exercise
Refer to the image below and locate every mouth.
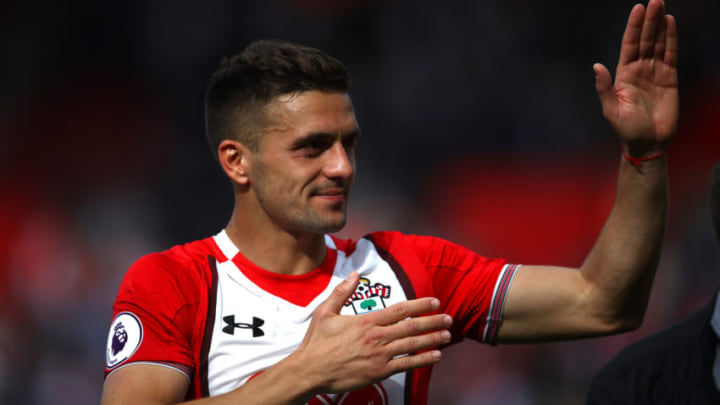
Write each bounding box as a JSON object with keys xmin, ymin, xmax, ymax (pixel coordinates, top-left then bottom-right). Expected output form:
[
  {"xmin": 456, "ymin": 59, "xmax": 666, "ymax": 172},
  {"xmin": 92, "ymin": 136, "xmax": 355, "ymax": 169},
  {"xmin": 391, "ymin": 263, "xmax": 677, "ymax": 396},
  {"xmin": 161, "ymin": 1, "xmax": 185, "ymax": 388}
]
[{"xmin": 311, "ymin": 187, "xmax": 347, "ymax": 202}]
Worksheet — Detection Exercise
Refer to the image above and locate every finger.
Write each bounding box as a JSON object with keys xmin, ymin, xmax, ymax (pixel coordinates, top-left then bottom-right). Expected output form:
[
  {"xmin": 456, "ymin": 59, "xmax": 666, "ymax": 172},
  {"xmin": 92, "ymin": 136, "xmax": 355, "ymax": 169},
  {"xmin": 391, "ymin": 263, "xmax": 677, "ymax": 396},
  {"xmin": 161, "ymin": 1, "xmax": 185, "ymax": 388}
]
[
  {"xmin": 593, "ymin": 63, "xmax": 617, "ymax": 121},
  {"xmin": 365, "ymin": 297, "xmax": 441, "ymax": 326},
  {"xmin": 387, "ymin": 350, "xmax": 442, "ymax": 374},
  {"xmin": 653, "ymin": 10, "xmax": 667, "ymax": 60},
  {"xmin": 618, "ymin": 4, "xmax": 645, "ymax": 65},
  {"xmin": 319, "ymin": 271, "xmax": 359, "ymax": 315},
  {"xmin": 385, "ymin": 330, "xmax": 452, "ymax": 358},
  {"xmin": 663, "ymin": 14, "xmax": 678, "ymax": 67},
  {"xmin": 639, "ymin": 0, "xmax": 664, "ymax": 58},
  {"xmin": 382, "ymin": 314, "xmax": 453, "ymax": 342}
]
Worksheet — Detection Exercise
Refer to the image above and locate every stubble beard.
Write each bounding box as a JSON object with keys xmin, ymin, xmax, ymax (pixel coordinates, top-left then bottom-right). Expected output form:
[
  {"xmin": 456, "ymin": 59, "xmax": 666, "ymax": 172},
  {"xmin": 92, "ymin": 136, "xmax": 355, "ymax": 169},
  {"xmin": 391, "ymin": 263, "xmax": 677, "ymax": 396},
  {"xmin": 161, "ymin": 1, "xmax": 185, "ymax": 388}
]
[
  {"xmin": 299, "ymin": 209, "xmax": 347, "ymax": 234},
  {"xmin": 254, "ymin": 187, "xmax": 348, "ymax": 235},
  {"xmin": 276, "ymin": 202, "xmax": 347, "ymax": 235}
]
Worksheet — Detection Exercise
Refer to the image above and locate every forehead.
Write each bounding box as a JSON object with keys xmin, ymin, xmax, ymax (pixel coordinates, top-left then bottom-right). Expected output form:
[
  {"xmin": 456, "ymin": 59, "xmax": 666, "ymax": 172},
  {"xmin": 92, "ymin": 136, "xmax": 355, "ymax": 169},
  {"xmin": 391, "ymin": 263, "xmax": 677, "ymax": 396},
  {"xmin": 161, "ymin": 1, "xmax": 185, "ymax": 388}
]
[{"xmin": 264, "ymin": 91, "xmax": 358, "ymax": 138}]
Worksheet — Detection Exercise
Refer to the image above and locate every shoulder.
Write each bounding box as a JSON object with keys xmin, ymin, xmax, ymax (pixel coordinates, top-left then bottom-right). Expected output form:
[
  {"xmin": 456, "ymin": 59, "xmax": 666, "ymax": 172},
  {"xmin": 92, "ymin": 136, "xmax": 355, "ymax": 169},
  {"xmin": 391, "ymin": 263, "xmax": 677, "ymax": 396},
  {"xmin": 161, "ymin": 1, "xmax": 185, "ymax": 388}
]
[
  {"xmin": 328, "ymin": 231, "xmax": 416, "ymax": 255},
  {"xmin": 360, "ymin": 230, "xmax": 440, "ymax": 252},
  {"xmin": 353, "ymin": 231, "xmax": 435, "ymax": 261},
  {"xmin": 118, "ymin": 236, "xmax": 221, "ymax": 301},
  {"xmin": 361, "ymin": 231, "xmax": 503, "ymax": 267}
]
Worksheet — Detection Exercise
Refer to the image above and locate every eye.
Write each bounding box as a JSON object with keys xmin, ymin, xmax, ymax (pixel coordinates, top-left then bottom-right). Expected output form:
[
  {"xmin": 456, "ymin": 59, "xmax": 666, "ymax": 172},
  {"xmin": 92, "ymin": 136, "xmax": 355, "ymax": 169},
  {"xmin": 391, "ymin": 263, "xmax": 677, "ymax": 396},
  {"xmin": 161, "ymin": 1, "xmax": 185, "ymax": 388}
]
[
  {"xmin": 342, "ymin": 133, "xmax": 359, "ymax": 152},
  {"xmin": 300, "ymin": 139, "xmax": 330, "ymax": 155},
  {"xmin": 304, "ymin": 139, "xmax": 326, "ymax": 151}
]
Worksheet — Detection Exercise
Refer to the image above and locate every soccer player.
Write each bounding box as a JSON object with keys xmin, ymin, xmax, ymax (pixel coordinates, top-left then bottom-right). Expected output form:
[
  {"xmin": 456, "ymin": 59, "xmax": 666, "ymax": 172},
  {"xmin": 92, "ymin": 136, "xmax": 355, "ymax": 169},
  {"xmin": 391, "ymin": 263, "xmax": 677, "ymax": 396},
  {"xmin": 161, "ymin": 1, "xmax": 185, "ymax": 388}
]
[{"xmin": 101, "ymin": 1, "xmax": 678, "ymax": 404}]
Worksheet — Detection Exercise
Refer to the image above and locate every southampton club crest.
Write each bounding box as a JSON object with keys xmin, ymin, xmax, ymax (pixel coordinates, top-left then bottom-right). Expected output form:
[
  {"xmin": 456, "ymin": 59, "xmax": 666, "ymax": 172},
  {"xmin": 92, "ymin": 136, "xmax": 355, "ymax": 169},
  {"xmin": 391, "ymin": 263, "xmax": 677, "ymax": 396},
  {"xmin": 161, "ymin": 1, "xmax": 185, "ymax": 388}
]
[{"xmin": 344, "ymin": 277, "xmax": 392, "ymax": 314}]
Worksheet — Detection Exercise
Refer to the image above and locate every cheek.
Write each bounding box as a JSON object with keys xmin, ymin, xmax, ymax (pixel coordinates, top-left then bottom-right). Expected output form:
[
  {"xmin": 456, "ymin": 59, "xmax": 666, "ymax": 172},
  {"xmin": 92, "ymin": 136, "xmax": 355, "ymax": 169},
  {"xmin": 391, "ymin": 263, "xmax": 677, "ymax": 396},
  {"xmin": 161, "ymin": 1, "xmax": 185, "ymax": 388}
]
[
  {"xmin": 288, "ymin": 164, "xmax": 323, "ymax": 189},
  {"xmin": 258, "ymin": 168, "xmax": 304, "ymax": 201},
  {"xmin": 255, "ymin": 157, "xmax": 322, "ymax": 195}
]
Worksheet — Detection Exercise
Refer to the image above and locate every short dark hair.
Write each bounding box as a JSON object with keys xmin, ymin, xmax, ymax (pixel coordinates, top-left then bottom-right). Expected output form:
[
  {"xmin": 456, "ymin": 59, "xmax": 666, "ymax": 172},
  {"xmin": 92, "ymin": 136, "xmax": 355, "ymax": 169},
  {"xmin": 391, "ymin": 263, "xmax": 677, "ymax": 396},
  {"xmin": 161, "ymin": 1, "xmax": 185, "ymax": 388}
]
[{"xmin": 204, "ymin": 39, "xmax": 351, "ymax": 160}]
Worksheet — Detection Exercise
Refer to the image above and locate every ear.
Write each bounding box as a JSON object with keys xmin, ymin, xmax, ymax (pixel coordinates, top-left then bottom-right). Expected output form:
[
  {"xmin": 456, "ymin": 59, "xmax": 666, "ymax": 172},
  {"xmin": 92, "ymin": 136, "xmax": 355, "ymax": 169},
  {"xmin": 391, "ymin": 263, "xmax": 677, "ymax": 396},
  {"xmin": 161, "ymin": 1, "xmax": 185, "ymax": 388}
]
[{"xmin": 218, "ymin": 139, "xmax": 252, "ymax": 186}]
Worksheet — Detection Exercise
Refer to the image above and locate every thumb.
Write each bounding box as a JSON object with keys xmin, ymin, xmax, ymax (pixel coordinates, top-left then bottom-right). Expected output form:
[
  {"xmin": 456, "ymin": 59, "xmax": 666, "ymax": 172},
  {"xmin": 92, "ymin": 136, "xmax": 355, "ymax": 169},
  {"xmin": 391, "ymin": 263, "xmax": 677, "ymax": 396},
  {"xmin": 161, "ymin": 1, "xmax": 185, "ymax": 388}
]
[
  {"xmin": 593, "ymin": 63, "xmax": 617, "ymax": 121},
  {"xmin": 320, "ymin": 271, "xmax": 360, "ymax": 316}
]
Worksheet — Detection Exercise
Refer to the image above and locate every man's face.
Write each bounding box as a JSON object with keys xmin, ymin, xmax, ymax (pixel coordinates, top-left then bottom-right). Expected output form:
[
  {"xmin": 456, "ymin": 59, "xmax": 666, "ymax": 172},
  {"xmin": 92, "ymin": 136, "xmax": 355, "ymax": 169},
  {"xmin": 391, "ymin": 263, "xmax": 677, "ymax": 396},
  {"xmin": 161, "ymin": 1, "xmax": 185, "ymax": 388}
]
[{"xmin": 248, "ymin": 91, "xmax": 359, "ymax": 235}]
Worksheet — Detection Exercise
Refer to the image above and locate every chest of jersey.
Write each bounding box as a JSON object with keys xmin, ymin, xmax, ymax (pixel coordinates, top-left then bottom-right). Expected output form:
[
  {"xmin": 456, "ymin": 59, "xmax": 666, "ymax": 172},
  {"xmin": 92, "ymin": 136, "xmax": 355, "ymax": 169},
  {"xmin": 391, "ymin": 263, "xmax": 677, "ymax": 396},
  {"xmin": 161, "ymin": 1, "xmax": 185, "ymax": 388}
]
[{"xmin": 208, "ymin": 238, "xmax": 411, "ymax": 404}]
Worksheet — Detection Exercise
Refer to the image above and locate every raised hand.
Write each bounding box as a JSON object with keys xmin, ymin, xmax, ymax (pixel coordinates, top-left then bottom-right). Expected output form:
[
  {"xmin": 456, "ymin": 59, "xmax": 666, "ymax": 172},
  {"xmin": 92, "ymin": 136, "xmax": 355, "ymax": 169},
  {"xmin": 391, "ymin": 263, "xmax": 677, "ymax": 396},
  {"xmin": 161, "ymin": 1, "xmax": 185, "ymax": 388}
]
[
  {"xmin": 593, "ymin": 0, "xmax": 678, "ymax": 157},
  {"xmin": 291, "ymin": 271, "xmax": 452, "ymax": 396}
]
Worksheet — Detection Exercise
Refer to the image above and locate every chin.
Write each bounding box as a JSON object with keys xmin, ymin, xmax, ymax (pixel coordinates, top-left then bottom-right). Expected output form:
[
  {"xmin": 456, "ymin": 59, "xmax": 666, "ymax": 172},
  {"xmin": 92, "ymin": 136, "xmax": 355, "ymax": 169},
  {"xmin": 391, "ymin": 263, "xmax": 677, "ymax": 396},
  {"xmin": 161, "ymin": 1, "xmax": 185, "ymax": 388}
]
[
  {"xmin": 285, "ymin": 219, "xmax": 346, "ymax": 235},
  {"xmin": 288, "ymin": 209, "xmax": 347, "ymax": 234},
  {"xmin": 311, "ymin": 216, "xmax": 347, "ymax": 234},
  {"xmin": 315, "ymin": 218, "xmax": 346, "ymax": 234}
]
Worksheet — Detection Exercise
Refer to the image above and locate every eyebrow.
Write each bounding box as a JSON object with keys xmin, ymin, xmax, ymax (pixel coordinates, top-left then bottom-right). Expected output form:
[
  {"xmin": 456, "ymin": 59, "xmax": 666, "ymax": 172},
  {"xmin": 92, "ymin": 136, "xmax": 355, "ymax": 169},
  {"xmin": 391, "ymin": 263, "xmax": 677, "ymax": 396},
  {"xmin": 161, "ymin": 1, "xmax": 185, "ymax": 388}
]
[{"xmin": 289, "ymin": 129, "xmax": 361, "ymax": 149}]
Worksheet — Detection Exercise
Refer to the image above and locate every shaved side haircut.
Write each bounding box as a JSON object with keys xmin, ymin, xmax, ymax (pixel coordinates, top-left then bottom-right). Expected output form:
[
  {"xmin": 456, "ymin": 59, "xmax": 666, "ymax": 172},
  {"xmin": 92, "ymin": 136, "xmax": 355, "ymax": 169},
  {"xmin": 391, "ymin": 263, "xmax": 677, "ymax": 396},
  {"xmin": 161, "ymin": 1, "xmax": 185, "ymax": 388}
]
[{"xmin": 204, "ymin": 40, "xmax": 350, "ymax": 160}]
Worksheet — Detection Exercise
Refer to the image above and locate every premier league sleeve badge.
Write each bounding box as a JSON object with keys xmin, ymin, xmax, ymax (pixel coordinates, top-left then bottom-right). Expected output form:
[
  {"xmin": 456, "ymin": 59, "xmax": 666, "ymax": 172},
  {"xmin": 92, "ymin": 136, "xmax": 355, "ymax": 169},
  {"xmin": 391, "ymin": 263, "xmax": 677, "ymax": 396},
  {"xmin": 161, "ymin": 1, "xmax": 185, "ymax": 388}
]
[{"xmin": 105, "ymin": 312, "xmax": 143, "ymax": 369}]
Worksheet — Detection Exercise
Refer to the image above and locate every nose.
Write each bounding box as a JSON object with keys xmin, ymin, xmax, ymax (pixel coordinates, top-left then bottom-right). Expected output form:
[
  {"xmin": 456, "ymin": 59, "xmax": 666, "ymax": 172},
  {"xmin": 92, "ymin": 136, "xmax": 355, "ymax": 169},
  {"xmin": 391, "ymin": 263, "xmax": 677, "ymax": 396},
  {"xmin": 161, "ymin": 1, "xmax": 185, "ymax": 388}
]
[{"xmin": 324, "ymin": 141, "xmax": 354, "ymax": 181}]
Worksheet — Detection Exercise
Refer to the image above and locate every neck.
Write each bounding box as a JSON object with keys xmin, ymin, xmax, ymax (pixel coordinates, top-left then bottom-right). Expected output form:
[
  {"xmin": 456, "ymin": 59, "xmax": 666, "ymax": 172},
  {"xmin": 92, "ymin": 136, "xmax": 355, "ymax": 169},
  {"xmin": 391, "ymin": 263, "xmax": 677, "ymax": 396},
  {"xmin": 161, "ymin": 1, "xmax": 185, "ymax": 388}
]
[{"xmin": 224, "ymin": 208, "xmax": 327, "ymax": 276}]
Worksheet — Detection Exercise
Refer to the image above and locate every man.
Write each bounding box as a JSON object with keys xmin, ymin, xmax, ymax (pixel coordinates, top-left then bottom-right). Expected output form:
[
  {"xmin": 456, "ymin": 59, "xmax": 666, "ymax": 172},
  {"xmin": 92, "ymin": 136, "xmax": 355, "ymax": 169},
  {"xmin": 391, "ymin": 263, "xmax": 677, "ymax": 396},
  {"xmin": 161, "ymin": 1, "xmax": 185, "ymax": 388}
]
[
  {"xmin": 101, "ymin": 1, "xmax": 678, "ymax": 403},
  {"xmin": 586, "ymin": 162, "xmax": 720, "ymax": 405}
]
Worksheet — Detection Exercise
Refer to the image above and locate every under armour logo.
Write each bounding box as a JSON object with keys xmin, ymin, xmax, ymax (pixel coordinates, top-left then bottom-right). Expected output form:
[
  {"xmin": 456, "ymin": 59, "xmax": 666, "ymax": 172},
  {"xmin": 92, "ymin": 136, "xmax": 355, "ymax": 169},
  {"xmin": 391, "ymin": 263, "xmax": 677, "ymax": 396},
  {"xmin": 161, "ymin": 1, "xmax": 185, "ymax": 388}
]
[{"xmin": 222, "ymin": 315, "xmax": 265, "ymax": 337}]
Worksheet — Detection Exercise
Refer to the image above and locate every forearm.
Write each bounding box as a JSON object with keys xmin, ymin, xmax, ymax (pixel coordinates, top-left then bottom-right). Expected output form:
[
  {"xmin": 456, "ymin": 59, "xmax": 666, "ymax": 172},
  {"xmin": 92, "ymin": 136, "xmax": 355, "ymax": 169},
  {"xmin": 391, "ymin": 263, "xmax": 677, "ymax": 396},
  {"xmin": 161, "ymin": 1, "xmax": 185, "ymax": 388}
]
[
  {"xmin": 182, "ymin": 355, "xmax": 317, "ymax": 405},
  {"xmin": 494, "ymin": 0, "xmax": 677, "ymax": 342},
  {"xmin": 101, "ymin": 357, "xmax": 319, "ymax": 405},
  {"xmin": 580, "ymin": 152, "xmax": 668, "ymax": 328}
]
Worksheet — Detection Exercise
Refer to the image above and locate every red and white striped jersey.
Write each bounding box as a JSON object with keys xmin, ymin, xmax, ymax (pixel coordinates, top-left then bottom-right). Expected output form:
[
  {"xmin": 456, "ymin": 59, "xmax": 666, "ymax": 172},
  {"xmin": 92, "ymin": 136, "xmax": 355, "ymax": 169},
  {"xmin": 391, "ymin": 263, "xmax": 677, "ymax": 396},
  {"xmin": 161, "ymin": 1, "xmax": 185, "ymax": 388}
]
[{"xmin": 105, "ymin": 230, "xmax": 520, "ymax": 404}]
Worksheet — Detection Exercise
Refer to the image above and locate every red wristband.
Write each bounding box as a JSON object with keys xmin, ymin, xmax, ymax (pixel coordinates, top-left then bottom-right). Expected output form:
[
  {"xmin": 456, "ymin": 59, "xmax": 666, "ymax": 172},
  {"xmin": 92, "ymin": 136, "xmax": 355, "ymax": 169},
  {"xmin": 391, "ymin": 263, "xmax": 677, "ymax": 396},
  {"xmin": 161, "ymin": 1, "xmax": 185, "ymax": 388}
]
[{"xmin": 621, "ymin": 147, "xmax": 665, "ymax": 167}]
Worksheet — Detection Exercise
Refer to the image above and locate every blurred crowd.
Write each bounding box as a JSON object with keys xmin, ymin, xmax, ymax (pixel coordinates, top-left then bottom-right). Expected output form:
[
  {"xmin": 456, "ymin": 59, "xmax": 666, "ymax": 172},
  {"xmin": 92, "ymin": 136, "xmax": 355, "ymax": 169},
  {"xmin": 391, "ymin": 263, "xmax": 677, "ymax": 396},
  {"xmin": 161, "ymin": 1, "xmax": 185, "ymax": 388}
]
[{"xmin": 1, "ymin": 0, "xmax": 719, "ymax": 404}]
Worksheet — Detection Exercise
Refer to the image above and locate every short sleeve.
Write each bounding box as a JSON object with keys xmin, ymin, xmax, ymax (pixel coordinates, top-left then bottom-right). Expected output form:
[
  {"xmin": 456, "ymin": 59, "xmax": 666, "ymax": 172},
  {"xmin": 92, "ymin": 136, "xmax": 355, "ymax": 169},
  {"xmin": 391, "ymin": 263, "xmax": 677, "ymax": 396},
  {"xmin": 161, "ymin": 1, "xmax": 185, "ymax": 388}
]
[
  {"xmin": 104, "ymin": 253, "xmax": 202, "ymax": 378},
  {"xmin": 401, "ymin": 234, "xmax": 520, "ymax": 345}
]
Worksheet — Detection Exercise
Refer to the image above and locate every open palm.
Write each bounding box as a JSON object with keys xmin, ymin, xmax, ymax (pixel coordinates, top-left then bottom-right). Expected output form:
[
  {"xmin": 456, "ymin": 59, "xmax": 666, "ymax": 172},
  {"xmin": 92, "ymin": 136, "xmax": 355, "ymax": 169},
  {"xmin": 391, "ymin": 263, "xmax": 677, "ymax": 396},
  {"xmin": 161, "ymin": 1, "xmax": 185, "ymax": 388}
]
[{"xmin": 594, "ymin": 0, "xmax": 678, "ymax": 156}]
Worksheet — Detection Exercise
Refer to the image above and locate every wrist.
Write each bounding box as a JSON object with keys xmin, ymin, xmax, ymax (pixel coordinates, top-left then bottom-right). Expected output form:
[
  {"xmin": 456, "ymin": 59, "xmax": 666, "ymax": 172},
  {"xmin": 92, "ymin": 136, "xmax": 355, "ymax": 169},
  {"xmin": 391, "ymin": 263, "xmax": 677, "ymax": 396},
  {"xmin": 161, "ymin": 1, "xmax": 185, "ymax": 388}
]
[
  {"xmin": 241, "ymin": 352, "xmax": 320, "ymax": 405},
  {"xmin": 621, "ymin": 143, "xmax": 667, "ymax": 168},
  {"xmin": 279, "ymin": 349, "xmax": 326, "ymax": 401},
  {"xmin": 621, "ymin": 141, "xmax": 667, "ymax": 159}
]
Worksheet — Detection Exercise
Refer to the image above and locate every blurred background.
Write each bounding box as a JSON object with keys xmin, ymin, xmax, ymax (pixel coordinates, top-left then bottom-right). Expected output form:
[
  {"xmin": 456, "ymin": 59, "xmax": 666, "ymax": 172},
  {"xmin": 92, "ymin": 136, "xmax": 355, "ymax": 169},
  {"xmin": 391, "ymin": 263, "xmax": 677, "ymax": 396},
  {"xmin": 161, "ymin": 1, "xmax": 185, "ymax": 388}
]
[{"xmin": 2, "ymin": 0, "xmax": 719, "ymax": 403}]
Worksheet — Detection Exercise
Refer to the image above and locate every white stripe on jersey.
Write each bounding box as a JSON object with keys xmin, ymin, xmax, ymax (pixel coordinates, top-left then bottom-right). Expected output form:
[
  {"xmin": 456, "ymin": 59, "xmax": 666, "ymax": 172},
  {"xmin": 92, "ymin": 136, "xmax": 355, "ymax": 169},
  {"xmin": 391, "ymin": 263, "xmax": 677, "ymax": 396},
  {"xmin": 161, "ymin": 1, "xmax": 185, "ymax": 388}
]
[
  {"xmin": 214, "ymin": 230, "xmax": 239, "ymax": 261},
  {"xmin": 207, "ymin": 234, "xmax": 408, "ymax": 402}
]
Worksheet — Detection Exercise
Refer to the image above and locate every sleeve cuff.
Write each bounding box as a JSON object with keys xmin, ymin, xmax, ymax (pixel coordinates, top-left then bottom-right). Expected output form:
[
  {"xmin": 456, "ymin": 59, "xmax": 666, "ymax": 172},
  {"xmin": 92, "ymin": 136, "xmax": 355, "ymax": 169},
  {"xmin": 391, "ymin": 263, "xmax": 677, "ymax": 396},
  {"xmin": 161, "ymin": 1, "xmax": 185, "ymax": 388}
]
[{"xmin": 482, "ymin": 263, "xmax": 521, "ymax": 345}]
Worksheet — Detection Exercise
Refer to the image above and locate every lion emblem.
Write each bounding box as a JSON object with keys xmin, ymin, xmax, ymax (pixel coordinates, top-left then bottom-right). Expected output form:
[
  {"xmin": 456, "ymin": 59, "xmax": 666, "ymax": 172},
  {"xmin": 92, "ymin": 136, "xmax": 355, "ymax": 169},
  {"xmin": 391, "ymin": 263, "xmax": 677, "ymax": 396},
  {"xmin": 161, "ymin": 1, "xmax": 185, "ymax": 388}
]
[{"xmin": 111, "ymin": 322, "xmax": 128, "ymax": 355}]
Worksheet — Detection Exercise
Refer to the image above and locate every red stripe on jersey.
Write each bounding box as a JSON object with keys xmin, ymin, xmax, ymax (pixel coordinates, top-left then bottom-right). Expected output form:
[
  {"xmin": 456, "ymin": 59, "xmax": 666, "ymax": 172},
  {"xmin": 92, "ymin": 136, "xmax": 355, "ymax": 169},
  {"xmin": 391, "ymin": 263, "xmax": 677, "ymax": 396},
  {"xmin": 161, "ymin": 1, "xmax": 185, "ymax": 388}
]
[
  {"xmin": 108, "ymin": 231, "xmax": 512, "ymax": 404},
  {"xmin": 364, "ymin": 231, "xmax": 512, "ymax": 404},
  {"xmin": 230, "ymin": 248, "xmax": 337, "ymax": 307},
  {"xmin": 364, "ymin": 232, "xmax": 438, "ymax": 405}
]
